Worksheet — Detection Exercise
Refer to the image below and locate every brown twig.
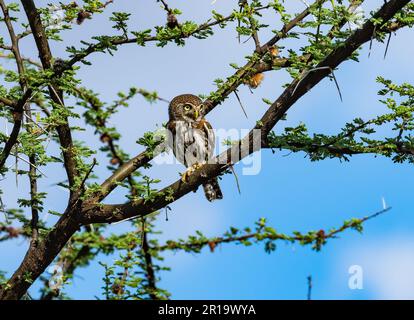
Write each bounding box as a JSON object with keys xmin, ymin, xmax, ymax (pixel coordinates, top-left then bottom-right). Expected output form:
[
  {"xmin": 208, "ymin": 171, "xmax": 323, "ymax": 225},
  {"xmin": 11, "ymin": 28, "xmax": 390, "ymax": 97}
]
[
  {"xmin": 65, "ymin": 5, "xmax": 271, "ymax": 69},
  {"xmin": 17, "ymin": 0, "xmax": 115, "ymax": 40},
  {"xmin": 156, "ymin": 207, "xmax": 391, "ymax": 252},
  {"xmin": 0, "ymin": 52, "xmax": 43, "ymax": 68},
  {"xmin": 141, "ymin": 220, "xmax": 158, "ymax": 299}
]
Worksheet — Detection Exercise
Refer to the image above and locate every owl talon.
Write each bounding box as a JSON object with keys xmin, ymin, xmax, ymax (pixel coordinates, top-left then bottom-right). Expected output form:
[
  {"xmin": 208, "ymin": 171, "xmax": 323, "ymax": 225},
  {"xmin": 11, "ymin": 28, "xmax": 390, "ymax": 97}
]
[
  {"xmin": 181, "ymin": 163, "xmax": 204, "ymax": 182},
  {"xmin": 192, "ymin": 162, "xmax": 204, "ymax": 170},
  {"xmin": 181, "ymin": 166, "xmax": 194, "ymax": 182}
]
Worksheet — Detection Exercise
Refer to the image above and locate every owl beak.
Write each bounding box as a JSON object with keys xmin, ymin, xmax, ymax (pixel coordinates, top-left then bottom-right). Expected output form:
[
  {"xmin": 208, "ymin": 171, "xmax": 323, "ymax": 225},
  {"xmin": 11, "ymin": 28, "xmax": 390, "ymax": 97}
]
[{"xmin": 194, "ymin": 110, "xmax": 199, "ymax": 119}]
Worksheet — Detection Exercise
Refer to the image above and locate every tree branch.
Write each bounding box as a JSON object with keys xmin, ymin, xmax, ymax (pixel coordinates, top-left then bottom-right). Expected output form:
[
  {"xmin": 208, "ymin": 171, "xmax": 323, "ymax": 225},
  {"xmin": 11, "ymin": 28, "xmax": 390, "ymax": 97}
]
[
  {"xmin": 91, "ymin": 0, "xmax": 324, "ymax": 203},
  {"xmin": 156, "ymin": 207, "xmax": 391, "ymax": 253},
  {"xmin": 83, "ymin": 0, "xmax": 410, "ymax": 225},
  {"xmin": 0, "ymin": 0, "xmax": 410, "ymax": 300},
  {"xmin": 65, "ymin": 5, "xmax": 271, "ymax": 69},
  {"xmin": 21, "ymin": 0, "xmax": 79, "ymax": 195},
  {"xmin": 0, "ymin": 0, "xmax": 28, "ymax": 170}
]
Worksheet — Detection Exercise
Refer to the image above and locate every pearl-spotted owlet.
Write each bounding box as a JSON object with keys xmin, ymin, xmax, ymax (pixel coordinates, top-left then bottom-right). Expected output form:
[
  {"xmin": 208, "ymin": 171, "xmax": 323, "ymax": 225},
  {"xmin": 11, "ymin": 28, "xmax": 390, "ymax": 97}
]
[{"xmin": 167, "ymin": 94, "xmax": 223, "ymax": 201}]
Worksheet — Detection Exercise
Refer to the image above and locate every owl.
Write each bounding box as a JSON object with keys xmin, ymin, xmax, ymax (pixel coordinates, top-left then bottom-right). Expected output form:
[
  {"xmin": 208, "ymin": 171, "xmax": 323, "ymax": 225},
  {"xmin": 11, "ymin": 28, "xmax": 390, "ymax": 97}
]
[{"xmin": 167, "ymin": 94, "xmax": 223, "ymax": 201}]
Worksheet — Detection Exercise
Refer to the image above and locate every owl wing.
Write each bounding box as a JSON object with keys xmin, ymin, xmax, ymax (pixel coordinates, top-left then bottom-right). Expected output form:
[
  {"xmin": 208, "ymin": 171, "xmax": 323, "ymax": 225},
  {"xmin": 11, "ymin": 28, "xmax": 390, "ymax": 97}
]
[
  {"xmin": 166, "ymin": 120, "xmax": 177, "ymax": 152},
  {"xmin": 200, "ymin": 119, "xmax": 215, "ymax": 161}
]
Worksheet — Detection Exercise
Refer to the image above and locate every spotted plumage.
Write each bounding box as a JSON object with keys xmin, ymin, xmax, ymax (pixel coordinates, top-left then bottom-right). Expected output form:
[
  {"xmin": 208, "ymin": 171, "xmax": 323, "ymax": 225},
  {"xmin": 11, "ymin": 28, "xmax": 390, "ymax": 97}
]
[{"xmin": 167, "ymin": 94, "xmax": 223, "ymax": 201}]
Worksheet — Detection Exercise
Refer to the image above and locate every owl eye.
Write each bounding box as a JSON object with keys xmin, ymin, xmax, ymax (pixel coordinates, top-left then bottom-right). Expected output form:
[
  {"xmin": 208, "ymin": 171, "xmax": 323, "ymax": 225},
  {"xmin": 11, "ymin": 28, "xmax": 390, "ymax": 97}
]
[{"xmin": 183, "ymin": 104, "xmax": 192, "ymax": 111}]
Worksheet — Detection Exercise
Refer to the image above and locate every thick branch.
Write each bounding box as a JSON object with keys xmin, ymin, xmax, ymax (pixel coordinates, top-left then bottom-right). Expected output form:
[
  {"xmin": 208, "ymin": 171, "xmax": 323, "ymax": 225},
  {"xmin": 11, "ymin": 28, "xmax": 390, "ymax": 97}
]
[
  {"xmin": 0, "ymin": 206, "xmax": 82, "ymax": 300},
  {"xmin": 83, "ymin": 0, "xmax": 410, "ymax": 224},
  {"xmin": 141, "ymin": 226, "xmax": 158, "ymax": 299},
  {"xmin": 92, "ymin": 0, "xmax": 324, "ymax": 202},
  {"xmin": 21, "ymin": 0, "xmax": 78, "ymax": 192}
]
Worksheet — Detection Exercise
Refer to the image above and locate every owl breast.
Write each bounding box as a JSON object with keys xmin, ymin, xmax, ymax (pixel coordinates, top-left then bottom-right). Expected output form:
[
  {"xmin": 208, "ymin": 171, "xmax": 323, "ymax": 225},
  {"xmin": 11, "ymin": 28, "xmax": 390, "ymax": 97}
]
[{"xmin": 168, "ymin": 120, "xmax": 215, "ymax": 167}]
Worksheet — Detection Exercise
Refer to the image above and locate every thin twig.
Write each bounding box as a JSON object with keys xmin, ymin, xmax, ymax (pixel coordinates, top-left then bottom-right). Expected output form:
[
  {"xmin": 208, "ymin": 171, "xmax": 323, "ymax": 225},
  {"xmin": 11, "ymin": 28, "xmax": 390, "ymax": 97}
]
[
  {"xmin": 158, "ymin": 0, "xmax": 172, "ymax": 13},
  {"xmin": 0, "ymin": 52, "xmax": 42, "ymax": 68},
  {"xmin": 79, "ymin": 158, "xmax": 97, "ymax": 192},
  {"xmin": 10, "ymin": 152, "xmax": 48, "ymax": 178},
  {"xmin": 229, "ymin": 165, "xmax": 241, "ymax": 194},
  {"xmin": 157, "ymin": 207, "xmax": 392, "ymax": 252}
]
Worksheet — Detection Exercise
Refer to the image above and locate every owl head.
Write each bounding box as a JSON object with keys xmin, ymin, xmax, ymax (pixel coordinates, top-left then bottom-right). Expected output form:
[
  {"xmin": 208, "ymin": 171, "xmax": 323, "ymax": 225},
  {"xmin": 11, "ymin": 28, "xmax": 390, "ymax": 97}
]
[{"xmin": 168, "ymin": 94, "xmax": 205, "ymax": 122}]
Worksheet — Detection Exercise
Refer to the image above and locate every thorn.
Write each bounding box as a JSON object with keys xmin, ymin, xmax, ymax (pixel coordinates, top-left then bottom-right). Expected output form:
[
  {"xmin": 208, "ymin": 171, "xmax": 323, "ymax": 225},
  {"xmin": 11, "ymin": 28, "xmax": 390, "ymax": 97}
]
[
  {"xmin": 242, "ymin": 35, "xmax": 252, "ymax": 44},
  {"xmin": 382, "ymin": 197, "xmax": 387, "ymax": 210},
  {"xmin": 11, "ymin": 152, "xmax": 48, "ymax": 178},
  {"xmin": 383, "ymin": 32, "xmax": 392, "ymax": 59},
  {"xmin": 111, "ymin": 215, "xmax": 137, "ymax": 226},
  {"xmin": 368, "ymin": 25, "xmax": 377, "ymax": 58},
  {"xmin": 330, "ymin": 69, "xmax": 343, "ymax": 102},
  {"xmin": 292, "ymin": 66, "xmax": 343, "ymax": 102},
  {"xmin": 234, "ymin": 90, "xmax": 248, "ymax": 119},
  {"xmin": 23, "ymin": 112, "xmax": 48, "ymax": 135},
  {"xmin": 79, "ymin": 158, "xmax": 97, "ymax": 191},
  {"xmin": 165, "ymin": 206, "xmax": 171, "ymax": 221}
]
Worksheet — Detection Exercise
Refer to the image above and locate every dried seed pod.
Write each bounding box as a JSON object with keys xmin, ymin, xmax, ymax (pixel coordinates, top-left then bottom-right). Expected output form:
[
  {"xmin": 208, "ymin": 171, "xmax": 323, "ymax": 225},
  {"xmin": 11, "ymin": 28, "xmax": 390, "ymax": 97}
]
[
  {"xmin": 77, "ymin": 10, "xmax": 91, "ymax": 25},
  {"xmin": 100, "ymin": 133, "xmax": 111, "ymax": 143},
  {"xmin": 317, "ymin": 229, "xmax": 325, "ymax": 238},
  {"xmin": 269, "ymin": 46, "xmax": 279, "ymax": 57},
  {"xmin": 6, "ymin": 227, "xmax": 20, "ymax": 238},
  {"xmin": 167, "ymin": 12, "xmax": 178, "ymax": 29},
  {"xmin": 110, "ymin": 157, "xmax": 120, "ymax": 165},
  {"xmin": 208, "ymin": 241, "xmax": 216, "ymax": 253},
  {"xmin": 245, "ymin": 73, "xmax": 264, "ymax": 89},
  {"xmin": 111, "ymin": 283, "xmax": 124, "ymax": 295}
]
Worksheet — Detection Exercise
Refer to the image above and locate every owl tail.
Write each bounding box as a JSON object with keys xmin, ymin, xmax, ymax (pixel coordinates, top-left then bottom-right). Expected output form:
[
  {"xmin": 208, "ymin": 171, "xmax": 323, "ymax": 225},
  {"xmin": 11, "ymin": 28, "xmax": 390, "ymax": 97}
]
[{"xmin": 203, "ymin": 178, "xmax": 223, "ymax": 202}]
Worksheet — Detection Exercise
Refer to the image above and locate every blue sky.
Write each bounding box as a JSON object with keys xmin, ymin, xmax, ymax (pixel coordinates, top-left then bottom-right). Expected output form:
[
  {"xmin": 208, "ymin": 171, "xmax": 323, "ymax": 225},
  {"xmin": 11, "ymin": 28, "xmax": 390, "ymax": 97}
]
[{"xmin": 1, "ymin": 0, "xmax": 414, "ymax": 299}]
